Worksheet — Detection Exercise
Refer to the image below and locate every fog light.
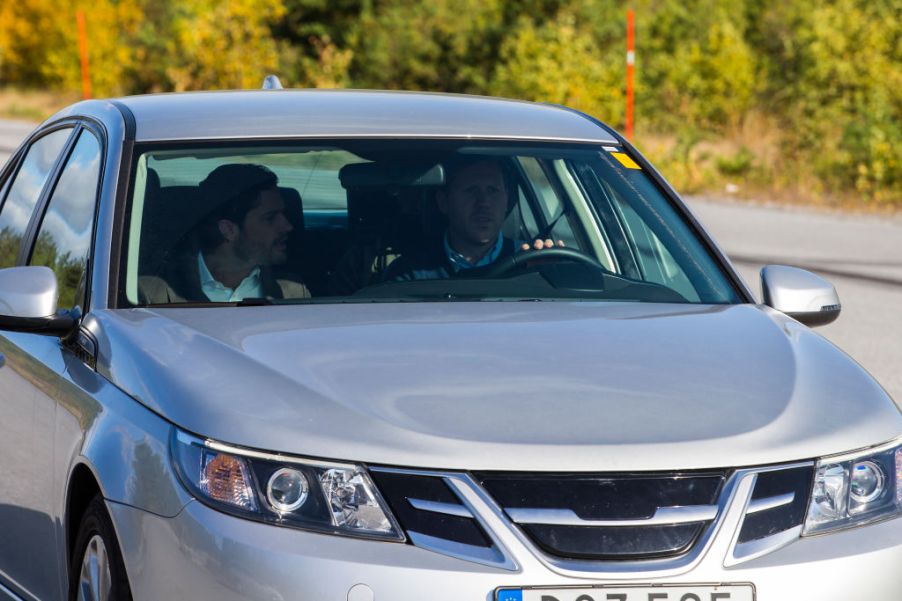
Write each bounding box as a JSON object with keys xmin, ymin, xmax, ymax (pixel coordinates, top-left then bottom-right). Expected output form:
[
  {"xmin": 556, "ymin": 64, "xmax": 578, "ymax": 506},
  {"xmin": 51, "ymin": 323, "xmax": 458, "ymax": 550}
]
[
  {"xmin": 267, "ymin": 468, "xmax": 309, "ymax": 513},
  {"xmin": 850, "ymin": 461, "xmax": 885, "ymax": 507}
]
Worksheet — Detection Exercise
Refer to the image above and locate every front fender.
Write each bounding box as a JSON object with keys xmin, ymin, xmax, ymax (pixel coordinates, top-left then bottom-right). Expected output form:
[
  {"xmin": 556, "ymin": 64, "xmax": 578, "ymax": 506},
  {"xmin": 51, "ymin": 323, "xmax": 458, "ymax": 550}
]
[{"xmin": 59, "ymin": 350, "xmax": 191, "ymax": 519}]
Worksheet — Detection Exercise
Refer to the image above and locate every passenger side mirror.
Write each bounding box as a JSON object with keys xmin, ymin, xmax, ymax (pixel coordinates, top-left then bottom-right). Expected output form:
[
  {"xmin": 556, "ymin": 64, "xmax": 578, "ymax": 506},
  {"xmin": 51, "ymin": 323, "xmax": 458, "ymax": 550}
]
[
  {"xmin": 761, "ymin": 265, "xmax": 841, "ymax": 327},
  {"xmin": 0, "ymin": 266, "xmax": 76, "ymax": 336}
]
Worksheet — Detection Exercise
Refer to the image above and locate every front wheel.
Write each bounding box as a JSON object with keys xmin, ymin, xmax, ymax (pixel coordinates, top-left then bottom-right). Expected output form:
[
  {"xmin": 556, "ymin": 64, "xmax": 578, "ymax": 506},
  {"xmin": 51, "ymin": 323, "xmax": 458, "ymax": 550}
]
[{"xmin": 69, "ymin": 495, "xmax": 133, "ymax": 601}]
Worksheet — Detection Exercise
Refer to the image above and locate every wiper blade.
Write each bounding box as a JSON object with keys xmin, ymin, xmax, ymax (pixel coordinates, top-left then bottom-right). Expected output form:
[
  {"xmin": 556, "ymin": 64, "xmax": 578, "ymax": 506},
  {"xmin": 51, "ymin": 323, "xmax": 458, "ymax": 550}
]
[{"xmin": 234, "ymin": 297, "xmax": 271, "ymax": 306}]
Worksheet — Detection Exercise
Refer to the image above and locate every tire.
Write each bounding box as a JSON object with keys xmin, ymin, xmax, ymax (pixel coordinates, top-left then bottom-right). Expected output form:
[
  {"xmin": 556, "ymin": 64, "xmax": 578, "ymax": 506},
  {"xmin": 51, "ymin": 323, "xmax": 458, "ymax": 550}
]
[{"xmin": 68, "ymin": 494, "xmax": 133, "ymax": 601}]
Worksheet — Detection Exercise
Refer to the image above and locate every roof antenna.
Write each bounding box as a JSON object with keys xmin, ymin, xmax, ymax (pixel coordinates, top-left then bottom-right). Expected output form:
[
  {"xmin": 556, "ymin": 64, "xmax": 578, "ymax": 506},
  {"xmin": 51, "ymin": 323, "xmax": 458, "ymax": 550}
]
[{"xmin": 262, "ymin": 75, "xmax": 284, "ymax": 90}]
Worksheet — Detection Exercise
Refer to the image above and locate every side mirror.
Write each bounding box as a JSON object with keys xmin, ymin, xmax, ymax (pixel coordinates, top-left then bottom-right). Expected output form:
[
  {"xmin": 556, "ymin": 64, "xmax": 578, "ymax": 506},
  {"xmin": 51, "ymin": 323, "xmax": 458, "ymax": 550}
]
[
  {"xmin": 0, "ymin": 266, "xmax": 76, "ymax": 336},
  {"xmin": 761, "ymin": 265, "xmax": 841, "ymax": 327}
]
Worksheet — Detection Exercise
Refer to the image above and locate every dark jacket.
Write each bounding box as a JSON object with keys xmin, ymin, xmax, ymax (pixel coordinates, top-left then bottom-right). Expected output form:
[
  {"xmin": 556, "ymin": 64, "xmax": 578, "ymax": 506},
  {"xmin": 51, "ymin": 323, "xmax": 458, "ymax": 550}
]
[{"xmin": 383, "ymin": 236, "xmax": 518, "ymax": 281}]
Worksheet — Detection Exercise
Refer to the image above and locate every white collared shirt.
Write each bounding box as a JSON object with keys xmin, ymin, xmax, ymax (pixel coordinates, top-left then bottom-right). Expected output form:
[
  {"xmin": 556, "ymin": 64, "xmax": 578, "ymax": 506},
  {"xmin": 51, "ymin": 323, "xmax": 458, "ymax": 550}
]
[{"xmin": 198, "ymin": 252, "xmax": 263, "ymax": 302}]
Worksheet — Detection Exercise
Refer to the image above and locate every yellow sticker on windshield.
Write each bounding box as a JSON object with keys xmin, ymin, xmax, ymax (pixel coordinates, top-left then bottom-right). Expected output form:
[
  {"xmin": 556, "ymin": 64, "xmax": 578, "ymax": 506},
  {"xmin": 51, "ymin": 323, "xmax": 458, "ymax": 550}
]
[{"xmin": 611, "ymin": 152, "xmax": 641, "ymax": 170}]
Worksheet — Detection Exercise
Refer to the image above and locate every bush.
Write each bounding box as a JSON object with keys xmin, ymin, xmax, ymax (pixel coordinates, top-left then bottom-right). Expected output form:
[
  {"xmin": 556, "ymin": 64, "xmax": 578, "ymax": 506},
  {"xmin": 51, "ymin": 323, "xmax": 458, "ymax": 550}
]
[{"xmin": 716, "ymin": 146, "xmax": 755, "ymax": 177}]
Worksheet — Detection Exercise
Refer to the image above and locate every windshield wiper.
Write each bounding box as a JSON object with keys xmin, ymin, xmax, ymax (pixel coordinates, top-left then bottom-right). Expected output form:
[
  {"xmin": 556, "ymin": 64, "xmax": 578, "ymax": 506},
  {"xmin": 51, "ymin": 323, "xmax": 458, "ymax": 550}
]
[{"xmin": 234, "ymin": 297, "xmax": 272, "ymax": 306}]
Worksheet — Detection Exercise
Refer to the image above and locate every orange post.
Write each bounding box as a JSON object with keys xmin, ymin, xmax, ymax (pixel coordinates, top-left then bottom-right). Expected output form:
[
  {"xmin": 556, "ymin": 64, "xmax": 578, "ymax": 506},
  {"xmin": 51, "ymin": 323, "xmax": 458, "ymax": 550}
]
[
  {"xmin": 625, "ymin": 8, "xmax": 635, "ymax": 140},
  {"xmin": 77, "ymin": 10, "xmax": 92, "ymax": 99}
]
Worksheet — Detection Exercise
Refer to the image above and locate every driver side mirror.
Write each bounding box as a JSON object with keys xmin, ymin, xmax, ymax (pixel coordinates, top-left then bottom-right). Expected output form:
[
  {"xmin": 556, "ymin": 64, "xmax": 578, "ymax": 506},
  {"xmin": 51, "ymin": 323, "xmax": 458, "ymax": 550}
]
[
  {"xmin": 761, "ymin": 265, "xmax": 841, "ymax": 327},
  {"xmin": 0, "ymin": 266, "xmax": 76, "ymax": 336}
]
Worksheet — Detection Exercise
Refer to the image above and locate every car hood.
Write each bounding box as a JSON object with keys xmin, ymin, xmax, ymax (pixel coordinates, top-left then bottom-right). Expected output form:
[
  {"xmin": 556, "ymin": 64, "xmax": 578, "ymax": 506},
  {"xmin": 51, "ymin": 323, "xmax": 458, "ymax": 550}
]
[{"xmin": 91, "ymin": 303, "xmax": 901, "ymax": 471}]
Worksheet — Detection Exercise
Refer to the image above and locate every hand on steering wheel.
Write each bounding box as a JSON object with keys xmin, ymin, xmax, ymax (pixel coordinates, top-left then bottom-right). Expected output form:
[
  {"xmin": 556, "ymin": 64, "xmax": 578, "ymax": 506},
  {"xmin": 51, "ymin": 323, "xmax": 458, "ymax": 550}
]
[
  {"xmin": 486, "ymin": 242, "xmax": 607, "ymax": 277},
  {"xmin": 521, "ymin": 238, "xmax": 565, "ymax": 251}
]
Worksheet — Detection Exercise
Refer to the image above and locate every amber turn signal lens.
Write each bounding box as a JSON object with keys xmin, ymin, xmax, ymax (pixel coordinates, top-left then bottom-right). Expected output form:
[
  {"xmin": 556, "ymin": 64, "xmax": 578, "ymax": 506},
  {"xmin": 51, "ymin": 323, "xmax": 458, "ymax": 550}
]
[{"xmin": 200, "ymin": 452, "xmax": 257, "ymax": 511}]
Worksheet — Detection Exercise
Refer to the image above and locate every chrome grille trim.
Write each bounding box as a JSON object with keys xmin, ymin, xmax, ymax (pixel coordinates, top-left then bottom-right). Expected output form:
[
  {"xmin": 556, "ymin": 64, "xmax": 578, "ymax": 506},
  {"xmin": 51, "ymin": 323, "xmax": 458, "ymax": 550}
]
[
  {"xmin": 406, "ymin": 531, "xmax": 509, "ymax": 566},
  {"xmin": 372, "ymin": 461, "xmax": 814, "ymax": 576},
  {"xmin": 746, "ymin": 492, "xmax": 795, "ymax": 514},
  {"xmin": 461, "ymin": 470, "xmax": 745, "ymax": 577},
  {"xmin": 407, "ymin": 498, "xmax": 474, "ymax": 518},
  {"xmin": 371, "ymin": 466, "xmax": 519, "ymax": 571},
  {"xmin": 725, "ymin": 461, "xmax": 815, "ymax": 568},
  {"xmin": 727, "ymin": 525, "xmax": 803, "ymax": 566},
  {"xmin": 506, "ymin": 504, "xmax": 718, "ymax": 527}
]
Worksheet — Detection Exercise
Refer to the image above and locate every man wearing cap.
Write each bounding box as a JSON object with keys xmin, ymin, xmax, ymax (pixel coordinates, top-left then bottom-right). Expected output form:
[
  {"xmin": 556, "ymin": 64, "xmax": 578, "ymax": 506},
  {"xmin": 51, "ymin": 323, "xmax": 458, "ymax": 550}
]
[
  {"xmin": 139, "ymin": 163, "xmax": 309, "ymax": 303},
  {"xmin": 384, "ymin": 158, "xmax": 561, "ymax": 281}
]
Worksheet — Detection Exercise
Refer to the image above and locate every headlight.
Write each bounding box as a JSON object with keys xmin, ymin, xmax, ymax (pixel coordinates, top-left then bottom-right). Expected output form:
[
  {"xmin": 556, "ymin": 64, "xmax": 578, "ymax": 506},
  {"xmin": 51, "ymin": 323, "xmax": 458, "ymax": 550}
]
[
  {"xmin": 171, "ymin": 429, "xmax": 404, "ymax": 541},
  {"xmin": 803, "ymin": 437, "xmax": 902, "ymax": 535}
]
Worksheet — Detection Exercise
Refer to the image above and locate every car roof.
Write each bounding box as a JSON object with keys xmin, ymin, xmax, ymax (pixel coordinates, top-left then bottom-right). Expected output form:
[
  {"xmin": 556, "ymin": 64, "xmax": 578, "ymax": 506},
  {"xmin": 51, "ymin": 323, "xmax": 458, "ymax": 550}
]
[{"xmin": 54, "ymin": 89, "xmax": 619, "ymax": 145}]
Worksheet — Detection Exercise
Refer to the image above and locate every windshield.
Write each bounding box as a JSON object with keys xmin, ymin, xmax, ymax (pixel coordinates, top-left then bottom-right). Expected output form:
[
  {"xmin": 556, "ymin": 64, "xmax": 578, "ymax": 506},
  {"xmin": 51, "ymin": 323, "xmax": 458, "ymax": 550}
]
[{"xmin": 121, "ymin": 141, "xmax": 741, "ymax": 306}]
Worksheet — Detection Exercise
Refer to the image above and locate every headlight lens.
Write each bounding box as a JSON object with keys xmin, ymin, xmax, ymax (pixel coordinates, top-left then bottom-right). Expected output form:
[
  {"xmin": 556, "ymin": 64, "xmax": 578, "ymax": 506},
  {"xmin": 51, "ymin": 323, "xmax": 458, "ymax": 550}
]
[
  {"xmin": 172, "ymin": 429, "xmax": 404, "ymax": 541},
  {"xmin": 266, "ymin": 468, "xmax": 309, "ymax": 514},
  {"xmin": 804, "ymin": 438, "xmax": 902, "ymax": 535}
]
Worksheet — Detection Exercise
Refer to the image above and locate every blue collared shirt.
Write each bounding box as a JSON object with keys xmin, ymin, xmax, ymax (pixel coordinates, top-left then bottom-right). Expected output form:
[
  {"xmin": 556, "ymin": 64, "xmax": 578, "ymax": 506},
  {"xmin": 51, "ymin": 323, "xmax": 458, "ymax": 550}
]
[{"xmin": 443, "ymin": 233, "xmax": 504, "ymax": 272}]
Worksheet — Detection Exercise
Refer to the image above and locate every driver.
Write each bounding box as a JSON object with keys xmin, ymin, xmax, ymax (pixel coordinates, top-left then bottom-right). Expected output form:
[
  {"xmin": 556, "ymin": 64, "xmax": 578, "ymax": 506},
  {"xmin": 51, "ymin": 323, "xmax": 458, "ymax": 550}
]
[{"xmin": 384, "ymin": 157, "xmax": 562, "ymax": 281}]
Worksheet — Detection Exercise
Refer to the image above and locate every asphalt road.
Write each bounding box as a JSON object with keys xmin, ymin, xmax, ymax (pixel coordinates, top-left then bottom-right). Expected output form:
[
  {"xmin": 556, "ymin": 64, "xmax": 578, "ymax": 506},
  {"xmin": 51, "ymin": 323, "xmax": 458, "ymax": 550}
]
[{"xmin": 0, "ymin": 120, "xmax": 899, "ymax": 402}]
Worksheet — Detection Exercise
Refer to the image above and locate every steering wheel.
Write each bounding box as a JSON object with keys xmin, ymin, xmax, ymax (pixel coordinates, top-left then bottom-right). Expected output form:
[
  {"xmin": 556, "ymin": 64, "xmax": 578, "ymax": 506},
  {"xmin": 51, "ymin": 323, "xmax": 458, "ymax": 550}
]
[{"xmin": 485, "ymin": 247, "xmax": 608, "ymax": 278}]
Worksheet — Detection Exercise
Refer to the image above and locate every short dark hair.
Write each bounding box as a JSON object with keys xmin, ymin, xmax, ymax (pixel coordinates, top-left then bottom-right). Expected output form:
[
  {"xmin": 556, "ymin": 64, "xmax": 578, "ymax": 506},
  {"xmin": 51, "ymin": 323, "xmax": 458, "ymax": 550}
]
[{"xmin": 196, "ymin": 163, "xmax": 278, "ymax": 252}]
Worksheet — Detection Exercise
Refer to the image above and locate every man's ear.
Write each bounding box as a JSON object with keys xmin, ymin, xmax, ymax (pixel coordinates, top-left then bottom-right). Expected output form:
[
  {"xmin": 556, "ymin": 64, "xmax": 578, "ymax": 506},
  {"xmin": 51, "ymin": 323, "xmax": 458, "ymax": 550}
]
[
  {"xmin": 436, "ymin": 190, "xmax": 449, "ymax": 215},
  {"xmin": 217, "ymin": 219, "xmax": 240, "ymax": 243}
]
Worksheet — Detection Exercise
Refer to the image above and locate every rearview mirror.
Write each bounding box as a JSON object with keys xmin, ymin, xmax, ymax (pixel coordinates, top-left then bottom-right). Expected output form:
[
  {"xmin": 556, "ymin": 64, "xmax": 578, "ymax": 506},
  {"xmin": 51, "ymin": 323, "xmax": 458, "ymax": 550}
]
[
  {"xmin": 761, "ymin": 265, "xmax": 841, "ymax": 327},
  {"xmin": 0, "ymin": 266, "xmax": 76, "ymax": 336}
]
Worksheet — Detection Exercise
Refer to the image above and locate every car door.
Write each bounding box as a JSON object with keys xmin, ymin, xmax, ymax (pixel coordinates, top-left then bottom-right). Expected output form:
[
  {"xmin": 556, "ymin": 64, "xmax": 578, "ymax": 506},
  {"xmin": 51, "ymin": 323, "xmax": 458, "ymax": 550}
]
[{"xmin": 0, "ymin": 124, "xmax": 102, "ymax": 601}]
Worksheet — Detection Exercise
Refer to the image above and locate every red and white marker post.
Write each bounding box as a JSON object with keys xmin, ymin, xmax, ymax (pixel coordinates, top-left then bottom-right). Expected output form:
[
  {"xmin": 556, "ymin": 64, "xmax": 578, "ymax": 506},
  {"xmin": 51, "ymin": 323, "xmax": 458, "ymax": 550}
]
[
  {"xmin": 77, "ymin": 10, "xmax": 92, "ymax": 100},
  {"xmin": 625, "ymin": 8, "xmax": 635, "ymax": 140}
]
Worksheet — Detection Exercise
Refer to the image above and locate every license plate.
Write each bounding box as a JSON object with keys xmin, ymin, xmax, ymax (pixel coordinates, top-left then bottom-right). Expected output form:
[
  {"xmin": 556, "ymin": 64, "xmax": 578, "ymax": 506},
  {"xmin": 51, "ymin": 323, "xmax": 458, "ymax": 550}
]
[{"xmin": 496, "ymin": 584, "xmax": 755, "ymax": 601}]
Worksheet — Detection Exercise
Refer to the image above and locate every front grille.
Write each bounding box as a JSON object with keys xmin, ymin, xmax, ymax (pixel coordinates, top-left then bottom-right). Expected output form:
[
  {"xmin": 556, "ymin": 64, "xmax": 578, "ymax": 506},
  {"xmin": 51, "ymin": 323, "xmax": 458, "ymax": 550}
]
[
  {"xmin": 371, "ymin": 471, "xmax": 492, "ymax": 548},
  {"xmin": 735, "ymin": 465, "xmax": 814, "ymax": 546},
  {"xmin": 520, "ymin": 523, "xmax": 704, "ymax": 560},
  {"xmin": 370, "ymin": 470, "xmax": 514, "ymax": 569},
  {"xmin": 476, "ymin": 472, "xmax": 726, "ymax": 560}
]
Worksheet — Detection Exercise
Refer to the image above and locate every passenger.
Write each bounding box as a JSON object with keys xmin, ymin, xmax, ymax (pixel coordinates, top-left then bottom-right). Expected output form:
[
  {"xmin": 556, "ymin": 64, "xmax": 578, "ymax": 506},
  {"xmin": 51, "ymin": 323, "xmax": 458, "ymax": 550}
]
[
  {"xmin": 384, "ymin": 157, "xmax": 561, "ymax": 281},
  {"xmin": 139, "ymin": 163, "xmax": 310, "ymax": 303}
]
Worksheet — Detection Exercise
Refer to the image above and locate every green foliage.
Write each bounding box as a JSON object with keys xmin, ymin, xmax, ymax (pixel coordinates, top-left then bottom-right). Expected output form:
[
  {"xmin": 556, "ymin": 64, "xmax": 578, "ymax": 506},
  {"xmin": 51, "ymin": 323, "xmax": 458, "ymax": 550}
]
[
  {"xmin": 0, "ymin": 226, "xmax": 20, "ymax": 270},
  {"xmin": 716, "ymin": 146, "xmax": 755, "ymax": 177},
  {"xmin": 165, "ymin": 0, "xmax": 286, "ymax": 91},
  {"xmin": 750, "ymin": 0, "xmax": 901, "ymax": 202},
  {"xmin": 0, "ymin": 0, "xmax": 898, "ymax": 203},
  {"xmin": 31, "ymin": 231, "xmax": 86, "ymax": 312},
  {"xmin": 637, "ymin": 0, "xmax": 758, "ymax": 132},
  {"xmin": 346, "ymin": 0, "xmax": 507, "ymax": 93},
  {"xmin": 490, "ymin": 9, "xmax": 623, "ymax": 124},
  {"xmin": 0, "ymin": 227, "xmax": 84, "ymax": 311}
]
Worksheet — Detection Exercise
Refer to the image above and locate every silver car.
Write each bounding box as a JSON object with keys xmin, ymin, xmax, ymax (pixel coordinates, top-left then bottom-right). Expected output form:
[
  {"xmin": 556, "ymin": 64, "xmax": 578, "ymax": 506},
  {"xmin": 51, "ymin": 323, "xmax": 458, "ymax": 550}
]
[{"xmin": 0, "ymin": 89, "xmax": 899, "ymax": 601}]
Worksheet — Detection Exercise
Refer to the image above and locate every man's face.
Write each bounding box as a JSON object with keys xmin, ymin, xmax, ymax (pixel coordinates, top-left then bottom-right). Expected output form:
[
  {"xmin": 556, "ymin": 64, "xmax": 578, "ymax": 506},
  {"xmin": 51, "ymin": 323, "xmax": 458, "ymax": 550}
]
[
  {"xmin": 232, "ymin": 187, "xmax": 293, "ymax": 266},
  {"xmin": 438, "ymin": 161, "xmax": 508, "ymax": 247}
]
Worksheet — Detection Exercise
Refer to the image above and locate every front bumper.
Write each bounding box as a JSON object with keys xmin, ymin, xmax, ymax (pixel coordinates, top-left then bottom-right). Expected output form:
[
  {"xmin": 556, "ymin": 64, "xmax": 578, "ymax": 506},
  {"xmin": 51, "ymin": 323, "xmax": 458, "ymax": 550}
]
[{"xmin": 110, "ymin": 497, "xmax": 902, "ymax": 601}]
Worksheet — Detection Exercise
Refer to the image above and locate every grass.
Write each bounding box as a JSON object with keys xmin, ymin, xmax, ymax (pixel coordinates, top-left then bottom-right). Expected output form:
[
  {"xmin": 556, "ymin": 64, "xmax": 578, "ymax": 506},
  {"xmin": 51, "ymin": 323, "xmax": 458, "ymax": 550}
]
[
  {"xmin": 0, "ymin": 87, "xmax": 896, "ymax": 212},
  {"xmin": 0, "ymin": 87, "xmax": 77, "ymax": 122},
  {"xmin": 634, "ymin": 113, "xmax": 901, "ymax": 213}
]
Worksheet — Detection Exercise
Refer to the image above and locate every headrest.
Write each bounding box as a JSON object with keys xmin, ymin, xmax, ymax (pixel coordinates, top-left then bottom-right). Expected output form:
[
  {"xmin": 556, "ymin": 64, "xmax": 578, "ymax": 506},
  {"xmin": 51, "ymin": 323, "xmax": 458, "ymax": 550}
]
[{"xmin": 339, "ymin": 162, "xmax": 444, "ymax": 189}]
